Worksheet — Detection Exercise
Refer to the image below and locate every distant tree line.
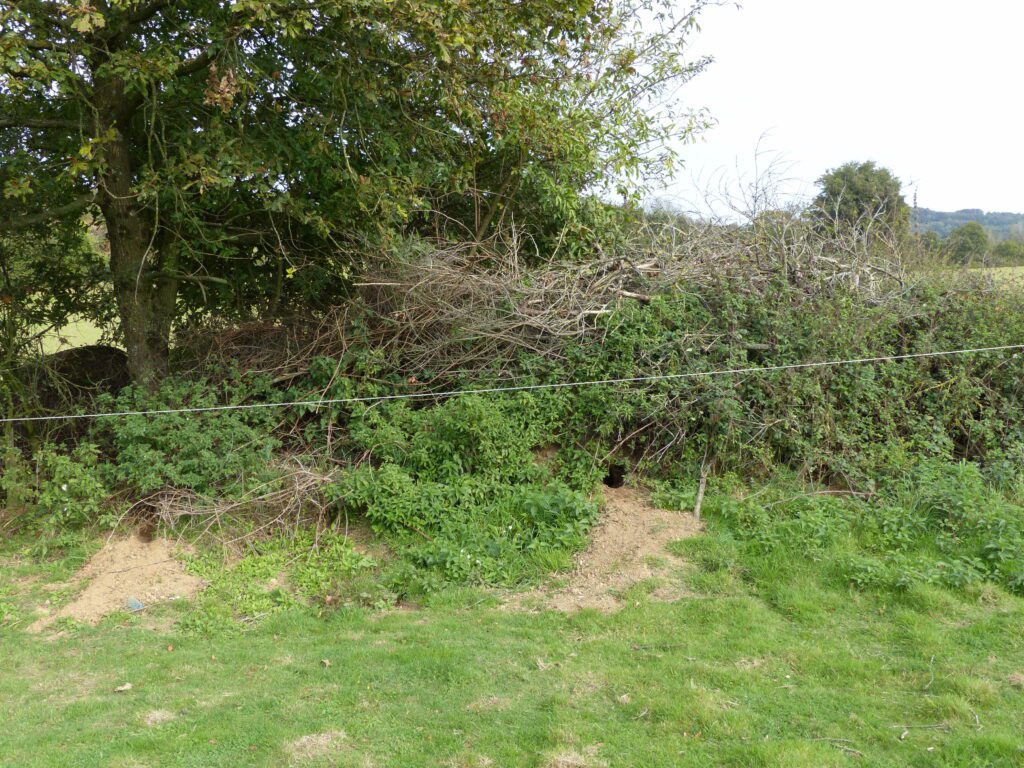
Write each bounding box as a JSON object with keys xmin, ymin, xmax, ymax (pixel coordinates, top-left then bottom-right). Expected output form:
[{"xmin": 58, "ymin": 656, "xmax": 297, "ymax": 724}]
[
  {"xmin": 930, "ymin": 222, "xmax": 1024, "ymax": 266},
  {"xmin": 915, "ymin": 208, "xmax": 1024, "ymax": 241},
  {"xmin": 651, "ymin": 160, "xmax": 1024, "ymax": 269}
]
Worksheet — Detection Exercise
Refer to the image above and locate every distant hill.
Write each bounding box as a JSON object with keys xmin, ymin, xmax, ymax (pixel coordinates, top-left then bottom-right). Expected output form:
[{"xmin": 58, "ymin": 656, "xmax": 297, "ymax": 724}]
[{"xmin": 915, "ymin": 208, "xmax": 1024, "ymax": 240}]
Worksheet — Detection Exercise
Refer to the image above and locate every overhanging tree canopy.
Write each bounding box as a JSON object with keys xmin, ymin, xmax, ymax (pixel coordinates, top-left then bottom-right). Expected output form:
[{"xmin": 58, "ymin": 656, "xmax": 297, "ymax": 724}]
[{"xmin": 1, "ymin": 0, "xmax": 712, "ymax": 386}]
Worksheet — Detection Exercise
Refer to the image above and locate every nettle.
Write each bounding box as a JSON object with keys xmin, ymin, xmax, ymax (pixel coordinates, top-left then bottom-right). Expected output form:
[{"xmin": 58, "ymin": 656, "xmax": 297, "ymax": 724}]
[
  {"xmin": 9, "ymin": 443, "xmax": 113, "ymax": 555},
  {"xmin": 93, "ymin": 376, "xmax": 280, "ymax": 495},
  {"xmin": 328, "ymin": 395, "xmax": 596, "ymax": 589}
]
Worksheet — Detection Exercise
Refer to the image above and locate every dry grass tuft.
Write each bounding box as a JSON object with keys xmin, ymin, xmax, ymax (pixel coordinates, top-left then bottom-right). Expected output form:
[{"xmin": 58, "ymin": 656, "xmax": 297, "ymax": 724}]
[{"xmin": 288, "ymin": 730, "xmax": 348, "ymax": 761}]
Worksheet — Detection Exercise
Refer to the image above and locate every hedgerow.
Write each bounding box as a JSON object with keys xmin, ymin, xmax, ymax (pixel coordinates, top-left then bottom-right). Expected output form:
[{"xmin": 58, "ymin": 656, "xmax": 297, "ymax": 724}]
[
  {"xmin": 523, "ymin": 278, "xmax": 1024, "ymax": 484},
  {"xmin": 5, "ymin": 242, "xmax": 1024, "ymax": 604}
]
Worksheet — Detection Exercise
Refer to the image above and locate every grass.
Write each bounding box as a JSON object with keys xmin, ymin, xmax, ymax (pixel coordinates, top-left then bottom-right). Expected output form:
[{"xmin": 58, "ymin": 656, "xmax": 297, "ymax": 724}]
[
  {"xmin": 2, "ymin": 514, "xmax": 1023, "ymax": 767},
  {"xmin": 982, "ymin": 265, "xmax": 1024, "ymax": 285},
  {"xmin": 39, "ymin": 317, "xmax": 104, "ymax": 354},
  {"xmin": 915, "ymin": 264, "xmax": 1024, "ymax": 291}
]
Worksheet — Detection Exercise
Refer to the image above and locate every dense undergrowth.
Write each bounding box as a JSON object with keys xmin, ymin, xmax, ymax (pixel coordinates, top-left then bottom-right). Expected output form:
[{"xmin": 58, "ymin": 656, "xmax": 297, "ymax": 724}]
[
  {"xmin": 3, "ymin": 257, "xmax": 1024, "ymax": 612},
  {"xmin": 328, "ymin": 395, "xmax": 598, "ymax": 590}
]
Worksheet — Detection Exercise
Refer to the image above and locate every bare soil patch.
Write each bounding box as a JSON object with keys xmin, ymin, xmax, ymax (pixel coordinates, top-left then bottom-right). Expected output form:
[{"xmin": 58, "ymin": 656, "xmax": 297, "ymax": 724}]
[
  {"xmin": 513, "ymin": 486, "xmax": 701, "ymax": 612},
  {"xmin": 28, "ymin": 533, "xmax": 203, "ymax": 632}
]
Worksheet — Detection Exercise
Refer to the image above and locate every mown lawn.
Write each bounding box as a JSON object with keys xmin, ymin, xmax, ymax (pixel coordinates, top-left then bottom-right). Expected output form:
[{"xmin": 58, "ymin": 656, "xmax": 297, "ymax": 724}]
[{"xmin": 2, "ymin": 536, "xmax": 1022, "ymax": 767}]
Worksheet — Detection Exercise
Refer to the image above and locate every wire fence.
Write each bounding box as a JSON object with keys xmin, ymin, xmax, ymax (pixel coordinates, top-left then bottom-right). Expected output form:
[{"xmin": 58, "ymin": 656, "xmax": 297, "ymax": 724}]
[{"xmin": 2, "ymin": 343, "xmax": 1021, "ymax": 425}]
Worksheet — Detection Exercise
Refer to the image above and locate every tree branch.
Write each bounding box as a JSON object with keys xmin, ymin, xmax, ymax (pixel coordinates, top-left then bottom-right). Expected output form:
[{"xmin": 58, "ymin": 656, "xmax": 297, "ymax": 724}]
[
  {"xmin": 103, "ymin": 0, "xmax": 173, "ymax": 47},
  {"xmin": 22, "ymin": 39, "xmax": 73, "ymax": 53},
  {"xmin": 5, "ymin": 191, "xmax": 97, "ymax": 230},
  {"xmin": 120, "ymin": 43, "xmax": 221, "ymax": 117},
  {"xmin": 0, "ymin": 116, "xmax": 80, "ymax": 130},
  {"xmin": 145, "ymin": 270, "xmax": 229, "ymax": 286},
  {"xmin": 175, "ymin": 45, "xmax": 219, "ymax": 78}
]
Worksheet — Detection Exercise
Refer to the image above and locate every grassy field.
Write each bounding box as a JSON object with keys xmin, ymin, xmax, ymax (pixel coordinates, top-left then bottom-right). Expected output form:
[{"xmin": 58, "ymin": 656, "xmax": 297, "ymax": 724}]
[
  {"xmin": 915, "ymin": 264, "xmax": 1024, "ymax": 289},
  {"xmin": 979, "ymin": 266, "xmax": 1024, "ymax": 285},
  {"xmin": 39, "ymin": 318, "xmax": 104, "ymax": 354},
  {"xmin": 2, "ymin": 511, "xmax": 1022, "ymax": 767}
]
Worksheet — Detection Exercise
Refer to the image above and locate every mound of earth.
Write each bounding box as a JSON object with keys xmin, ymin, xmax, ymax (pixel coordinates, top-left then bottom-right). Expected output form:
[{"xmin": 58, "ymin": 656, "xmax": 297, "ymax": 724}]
[
  {"xmin": 29, "ymin": 533, "xmax": 203, "ymax": 632},
  {"xmin": 11, "ymin": 345, "xmax": 129, "ymax": 447},
  {"xmin": 513, "ymin": 486, "xmax": 702, "ymax": 612}
]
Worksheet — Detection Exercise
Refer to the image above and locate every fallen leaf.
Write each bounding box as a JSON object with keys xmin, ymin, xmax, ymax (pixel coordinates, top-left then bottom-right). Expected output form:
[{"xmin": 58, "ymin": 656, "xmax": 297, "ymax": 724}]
[{"xmin": 114, "ymin": 683, "xmax": 133, "ymax": 693}]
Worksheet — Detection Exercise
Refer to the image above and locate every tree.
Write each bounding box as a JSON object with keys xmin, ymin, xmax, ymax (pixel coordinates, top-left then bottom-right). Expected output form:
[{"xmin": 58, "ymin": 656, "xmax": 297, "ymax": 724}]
[
  {"xmin": 990, "ymin": 239, "xmax": 1024, "ymax": 266},
  {"xmin": 945, "ymin": 221, "xmax": 990, "ymax": 265},
  {"xmin": 1, "ymin": 0, "xmax": 712, "ymax": 387},
  {"xmin": 811, "ymin": 161, "xmax": 910, "ymax": 239}
]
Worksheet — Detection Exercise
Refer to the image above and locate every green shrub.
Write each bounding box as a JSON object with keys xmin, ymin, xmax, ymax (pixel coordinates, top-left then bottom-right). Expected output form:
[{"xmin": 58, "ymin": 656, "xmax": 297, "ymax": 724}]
[
  {"xmin": 298, "ymin": 273, "xmax": 1024, "ymax": 493},
  {"xmin": 4, "ymin": 443, "xmax": 112, "ymax": 553},
  {"xmin": 33, "ymin": 443, "xmax": 109, "ymax": 530},
  {"xmin": 347, "ymin": 395, "xmax": 562, "ymax": 482},
  {"xmin": 327, "ymin": 394, "xmax": 597, "ymax": 590},
  {"xmin": 0, "ymin": 445, "xmax": 35, "ymax": 513},
  {"xmin": 457, "ymin": 279, "xmax": 1024, "ymax": 484},
  {"xmin": 94, "ymin": 376, "xmax": 281, "ymax": 495}
]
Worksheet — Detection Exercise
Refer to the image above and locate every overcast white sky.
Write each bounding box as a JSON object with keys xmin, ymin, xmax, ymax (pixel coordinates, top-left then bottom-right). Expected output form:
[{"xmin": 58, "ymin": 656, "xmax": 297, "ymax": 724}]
[{"xmin": 661, "ymin": 0, "xmax": 1023, "ymax": 214}]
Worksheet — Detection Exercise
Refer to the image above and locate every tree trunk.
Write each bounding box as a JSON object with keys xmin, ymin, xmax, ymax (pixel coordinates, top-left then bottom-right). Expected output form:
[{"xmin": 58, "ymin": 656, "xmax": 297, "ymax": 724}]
[
  {"xmin": 96, "ymin": 92, "xmax": 176, "ymax": 390},
  {"xmin": 107, "ymin": 237, "xmax": 176, "ymax": 390}
]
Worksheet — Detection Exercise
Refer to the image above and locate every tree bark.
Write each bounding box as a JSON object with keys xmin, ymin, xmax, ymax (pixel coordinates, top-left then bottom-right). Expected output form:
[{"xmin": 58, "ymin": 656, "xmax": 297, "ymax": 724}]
[{"xmin": 95, "ymin": 79, "xmax": 177, "ymax": 390}]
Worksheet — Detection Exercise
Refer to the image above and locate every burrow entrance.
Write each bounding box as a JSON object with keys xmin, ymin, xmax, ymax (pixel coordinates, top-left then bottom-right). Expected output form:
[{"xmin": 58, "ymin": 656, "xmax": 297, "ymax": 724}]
[{"xmin": 603, "ymin": 463, "xmax": 626, "ymax": 488}]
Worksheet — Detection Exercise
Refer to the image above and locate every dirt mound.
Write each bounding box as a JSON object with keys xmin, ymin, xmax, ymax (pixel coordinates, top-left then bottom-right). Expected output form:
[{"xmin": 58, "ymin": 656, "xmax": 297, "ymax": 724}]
[
  {"xmin": 513, "ymin": 486, "xmax": 701, "ymax": 612},
  {"xmin": 11, "ymin": 345, "xmax": 129, "ymax": 447},
  {"xmin": 29, "ymin": 534, "xmax": 203, "ymax": 632}
]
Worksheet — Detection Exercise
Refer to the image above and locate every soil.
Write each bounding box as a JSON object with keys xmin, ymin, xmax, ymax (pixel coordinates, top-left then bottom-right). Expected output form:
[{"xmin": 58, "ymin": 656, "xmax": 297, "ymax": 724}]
[
  {"xmin": 512, "ymin": 486, "xmax": 702, "ymax": 613},
  {"xmin": 28, "ymin": 533, "xmax": 204, "ymax": 632}
]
